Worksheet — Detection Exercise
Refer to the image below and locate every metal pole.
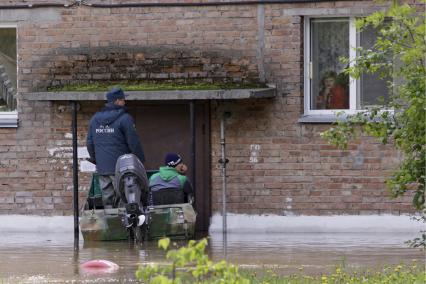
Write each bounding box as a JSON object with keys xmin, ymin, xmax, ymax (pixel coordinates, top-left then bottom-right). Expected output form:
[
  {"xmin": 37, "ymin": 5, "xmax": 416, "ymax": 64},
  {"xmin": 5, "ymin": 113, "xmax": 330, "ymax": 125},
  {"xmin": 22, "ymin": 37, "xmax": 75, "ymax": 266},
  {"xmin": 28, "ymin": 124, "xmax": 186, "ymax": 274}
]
[
  {"xmin": 189, "ymin": 101, "xmax": 196, "ymax": 205},
  {"xmin": 71, "ymin": 101, "xmax": 79, "ymax": 248},
  {"xmin": 220, "ymin": 112, "xmax": 231, "ymax": 234},
  {"xmin": 220, "ymin": 118, "xmax": 226, "ymax": 234},
  {"xmin": 220, "ymin": 111, "xmax": 231, "ymax": 260}
]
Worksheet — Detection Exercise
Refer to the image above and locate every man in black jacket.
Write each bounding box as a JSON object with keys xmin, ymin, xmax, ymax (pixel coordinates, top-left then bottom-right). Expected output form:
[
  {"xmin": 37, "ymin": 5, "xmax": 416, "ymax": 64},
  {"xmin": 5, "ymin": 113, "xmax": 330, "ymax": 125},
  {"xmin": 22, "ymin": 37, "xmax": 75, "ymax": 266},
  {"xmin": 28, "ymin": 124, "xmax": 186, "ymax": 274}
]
[{"xmin": 87, "ymin": 87, "xmax": 145, "ymax": 208}]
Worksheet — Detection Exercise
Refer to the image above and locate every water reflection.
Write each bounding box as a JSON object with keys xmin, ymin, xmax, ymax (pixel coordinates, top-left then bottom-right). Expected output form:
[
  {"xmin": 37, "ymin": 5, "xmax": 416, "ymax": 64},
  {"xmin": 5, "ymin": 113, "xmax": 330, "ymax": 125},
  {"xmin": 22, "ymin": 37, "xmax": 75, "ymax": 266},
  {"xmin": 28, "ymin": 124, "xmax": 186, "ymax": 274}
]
[
  {"xmin": 209, "ymin": 232, "xmax": 425, "ymax": 274},
  {"xmin": 0, "ymin": 231, "xmax": 423, "ymax": 283}
]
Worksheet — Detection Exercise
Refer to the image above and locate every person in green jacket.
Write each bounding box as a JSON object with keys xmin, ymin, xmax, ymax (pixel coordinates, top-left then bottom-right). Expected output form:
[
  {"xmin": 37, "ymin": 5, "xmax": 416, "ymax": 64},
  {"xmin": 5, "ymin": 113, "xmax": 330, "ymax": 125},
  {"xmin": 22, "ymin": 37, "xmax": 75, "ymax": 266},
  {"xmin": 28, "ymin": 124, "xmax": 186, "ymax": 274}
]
[{"xmin": 149, "ymin": 153, "xmax": 193, "ymax": 205}]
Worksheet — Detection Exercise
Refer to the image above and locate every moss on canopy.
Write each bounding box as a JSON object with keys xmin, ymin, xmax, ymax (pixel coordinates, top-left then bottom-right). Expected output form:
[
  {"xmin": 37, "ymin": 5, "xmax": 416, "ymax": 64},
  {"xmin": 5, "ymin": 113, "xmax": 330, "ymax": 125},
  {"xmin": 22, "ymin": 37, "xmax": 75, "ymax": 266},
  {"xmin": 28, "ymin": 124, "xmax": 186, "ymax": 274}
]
[{"xmin": 48, "ymin": 81, "xmax": 266, "ymax": 92}]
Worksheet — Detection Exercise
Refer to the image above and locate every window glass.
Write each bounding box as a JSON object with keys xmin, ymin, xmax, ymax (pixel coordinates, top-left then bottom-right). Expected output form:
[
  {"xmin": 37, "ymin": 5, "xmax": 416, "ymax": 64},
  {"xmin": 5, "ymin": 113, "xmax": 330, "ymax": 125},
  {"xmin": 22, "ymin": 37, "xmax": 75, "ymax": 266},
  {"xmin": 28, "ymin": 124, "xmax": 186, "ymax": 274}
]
[
  {"xmin": 358, "ymin": 25, "xmax": 390, "ymax": 108},
  {"xmin": 0, "ymin": 28, "xmax": 17, "ymax": 111},
  {"xmin": 310, "ymin": 18, "xmax": 349, "ymax": 110},
  {"xmin": 305, "ymin": 17, "xmax": 391, "ymax": 115}
]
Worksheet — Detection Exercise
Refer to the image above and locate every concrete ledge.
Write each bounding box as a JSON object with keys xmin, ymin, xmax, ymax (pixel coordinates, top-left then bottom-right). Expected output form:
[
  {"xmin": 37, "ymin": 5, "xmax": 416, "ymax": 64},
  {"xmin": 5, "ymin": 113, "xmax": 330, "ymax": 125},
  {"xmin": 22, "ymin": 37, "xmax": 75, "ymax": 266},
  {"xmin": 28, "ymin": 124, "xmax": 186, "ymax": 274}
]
[
  {"xmin": 298, "ymin": 114, "xmax": 345, "ymax": 124},
  {"xmin": 0, "ymin": 215, "xmax": 74, "ymax": 233},
  {"xmin": 1, "ymin": 213, "xmax": 423, "ymax": 234},
  {"xmin": 209, "ymin": 213, "xmax": 425, "ymax": 233},
  {"xmin": 23, "ymin": 88, "xmax": 276, "ymax": 101}
]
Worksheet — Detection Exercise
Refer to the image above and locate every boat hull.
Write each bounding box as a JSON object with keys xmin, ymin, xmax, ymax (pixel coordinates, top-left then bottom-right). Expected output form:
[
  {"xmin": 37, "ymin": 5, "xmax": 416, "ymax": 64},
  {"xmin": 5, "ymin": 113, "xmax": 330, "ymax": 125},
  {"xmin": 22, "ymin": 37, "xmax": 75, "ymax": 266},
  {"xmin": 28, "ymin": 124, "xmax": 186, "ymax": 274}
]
[{"xmin": 80, "ymin": 203, "xmax": 196, "ymax": 241}]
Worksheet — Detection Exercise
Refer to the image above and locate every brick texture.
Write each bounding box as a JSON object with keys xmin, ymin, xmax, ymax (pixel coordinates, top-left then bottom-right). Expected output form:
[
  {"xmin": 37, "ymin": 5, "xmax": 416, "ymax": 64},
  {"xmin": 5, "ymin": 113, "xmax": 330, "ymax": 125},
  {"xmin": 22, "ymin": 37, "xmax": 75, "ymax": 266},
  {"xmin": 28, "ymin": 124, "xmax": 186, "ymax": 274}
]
[{"xmin": 0, "ymin": 1, "xmax": 416, "ymax": 216}]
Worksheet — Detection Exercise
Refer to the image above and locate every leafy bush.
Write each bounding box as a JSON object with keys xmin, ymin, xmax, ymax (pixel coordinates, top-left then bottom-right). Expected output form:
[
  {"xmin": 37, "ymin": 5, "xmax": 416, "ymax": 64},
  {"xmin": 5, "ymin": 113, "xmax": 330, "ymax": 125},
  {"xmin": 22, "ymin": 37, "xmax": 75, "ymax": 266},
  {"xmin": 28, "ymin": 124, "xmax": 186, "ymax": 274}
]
[
  {"xmin": 135, "ymin": 238, "xmax": 249, "ymax": 284},
  {"xmin": 136, "ymin": 238, "xmax": 424, "ymax": 284}
]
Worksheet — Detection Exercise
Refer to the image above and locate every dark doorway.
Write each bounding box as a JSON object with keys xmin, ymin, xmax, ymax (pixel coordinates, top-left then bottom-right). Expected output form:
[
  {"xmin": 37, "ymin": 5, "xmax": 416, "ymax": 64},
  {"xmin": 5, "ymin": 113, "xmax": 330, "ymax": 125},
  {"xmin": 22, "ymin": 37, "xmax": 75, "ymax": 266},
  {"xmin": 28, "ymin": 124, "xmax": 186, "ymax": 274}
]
[{"xmin": 128, "ymin": 101, "xmax": 211, "ymax": 232}]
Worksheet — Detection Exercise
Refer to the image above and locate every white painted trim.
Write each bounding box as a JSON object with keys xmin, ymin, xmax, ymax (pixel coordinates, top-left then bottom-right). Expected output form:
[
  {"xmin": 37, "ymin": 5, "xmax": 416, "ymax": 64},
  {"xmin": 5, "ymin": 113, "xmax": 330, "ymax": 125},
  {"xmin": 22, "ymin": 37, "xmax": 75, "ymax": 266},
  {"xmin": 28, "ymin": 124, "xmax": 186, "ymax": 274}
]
[
  {"xmin": 0, "ymin": 23, "xmax": 17, "ymax": 28},
  {"xmin": 0, "ymin": 110, "xmax": 17, "ymax": 127},
  {"xmin": 298, "ymin": 109, "xmax": 396, "ymax": 124},
  {"xmin": 303, "ymin": 17, "xmax": 310, "ymax": 114},
  {"xmin": 303, "ymin": 17, "xmax": 371, "ymax": 115},
  {"xmin": 298, "ymin": 113, "xmax": 347, "ymax": 123},
  {"xmin": 349, "ymin": 17, "xmax": 357, "ymax": 110},
  {"xmin": 209, "ymin": 213, "xmax": 425, "ymax": 233},
  {"xmin": 0, "ymin": 215, "xmax": 75, "ymax": 233},
  {"xmin": 0, "ymin": 214, "xmax": 422, "ymax": 234}
]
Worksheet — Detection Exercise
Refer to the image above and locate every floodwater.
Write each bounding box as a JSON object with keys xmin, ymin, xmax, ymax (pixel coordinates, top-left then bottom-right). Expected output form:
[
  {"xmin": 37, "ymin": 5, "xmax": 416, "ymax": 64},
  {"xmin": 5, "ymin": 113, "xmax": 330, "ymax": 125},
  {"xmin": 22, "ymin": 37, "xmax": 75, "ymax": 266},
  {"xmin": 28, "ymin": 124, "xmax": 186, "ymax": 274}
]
[{"xmin": 0, "ymin": 231, "xmax": 424, "ymax": 283}]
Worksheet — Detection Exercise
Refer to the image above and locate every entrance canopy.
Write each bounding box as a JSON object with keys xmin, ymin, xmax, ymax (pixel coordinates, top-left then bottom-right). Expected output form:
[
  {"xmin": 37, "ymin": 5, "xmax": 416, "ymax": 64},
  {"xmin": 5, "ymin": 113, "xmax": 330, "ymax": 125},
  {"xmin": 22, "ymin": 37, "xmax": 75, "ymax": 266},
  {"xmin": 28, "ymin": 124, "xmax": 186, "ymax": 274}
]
[
  {"xmin": 23, "ymin": 87, "xmax": 276, "ymax": 101},
  {"xmin": 22, "ymin": 87, "xmax": 275, "ymax": 234}
]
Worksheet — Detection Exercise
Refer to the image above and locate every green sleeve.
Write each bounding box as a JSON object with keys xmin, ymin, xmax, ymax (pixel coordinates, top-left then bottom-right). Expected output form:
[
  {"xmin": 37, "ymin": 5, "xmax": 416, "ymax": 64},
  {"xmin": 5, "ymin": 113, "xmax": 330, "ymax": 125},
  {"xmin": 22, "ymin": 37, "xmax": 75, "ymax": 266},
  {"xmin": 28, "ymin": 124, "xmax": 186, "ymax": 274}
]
[{"xmin": 177, "ymin": 175, "xmax": 187, "ymax": 189}]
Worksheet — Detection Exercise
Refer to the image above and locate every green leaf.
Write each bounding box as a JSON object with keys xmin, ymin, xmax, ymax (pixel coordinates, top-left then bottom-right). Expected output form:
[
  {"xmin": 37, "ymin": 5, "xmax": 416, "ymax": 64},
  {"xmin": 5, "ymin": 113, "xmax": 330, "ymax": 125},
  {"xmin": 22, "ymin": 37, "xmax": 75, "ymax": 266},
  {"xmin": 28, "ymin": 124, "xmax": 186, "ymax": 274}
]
[{"xmin": 158, "ymin": 238, "xmax": 170, "ymax": 250}]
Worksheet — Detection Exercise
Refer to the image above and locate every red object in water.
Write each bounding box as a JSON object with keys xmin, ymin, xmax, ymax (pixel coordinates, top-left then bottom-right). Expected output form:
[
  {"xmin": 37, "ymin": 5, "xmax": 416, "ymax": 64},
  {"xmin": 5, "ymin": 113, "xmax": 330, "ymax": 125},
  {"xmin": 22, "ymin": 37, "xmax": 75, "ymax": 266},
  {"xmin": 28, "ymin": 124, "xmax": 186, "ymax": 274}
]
[{"xmin": 80, "ymin": 260, "xmax": 119, "ymax": 274}]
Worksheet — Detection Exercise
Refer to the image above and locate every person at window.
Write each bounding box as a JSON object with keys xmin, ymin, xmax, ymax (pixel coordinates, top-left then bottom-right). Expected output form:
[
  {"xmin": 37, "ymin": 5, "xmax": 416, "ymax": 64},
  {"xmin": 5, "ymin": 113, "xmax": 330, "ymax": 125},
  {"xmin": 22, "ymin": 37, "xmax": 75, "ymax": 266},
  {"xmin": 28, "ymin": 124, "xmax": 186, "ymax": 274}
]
[
  {"xmin": 149, "ymin": 153, "xmax": 193, "ymax": 205},
  {"xmin": 316, "ymin": 70, "xmax": 349, "ymax": 109},
  {"xmin": 86, "ymin": 87, "xmax": 145, "ymax": 208}
]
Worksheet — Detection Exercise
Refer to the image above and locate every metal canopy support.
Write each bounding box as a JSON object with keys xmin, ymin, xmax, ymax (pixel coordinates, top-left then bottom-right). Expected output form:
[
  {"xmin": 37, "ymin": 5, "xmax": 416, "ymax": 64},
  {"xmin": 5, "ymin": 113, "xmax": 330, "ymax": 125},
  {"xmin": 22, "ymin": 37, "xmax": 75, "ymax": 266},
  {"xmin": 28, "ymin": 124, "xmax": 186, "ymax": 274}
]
[
  {"xmin": 189, "ymin": 101, "xmax": 196, "ymax": 206},
  {"xmin": 71, "ymin": 101, "xmax": 79, "ymax": 249},
  {"xmin": 219, "ymin": 111, "xmax": 231, "ymax": 260}
]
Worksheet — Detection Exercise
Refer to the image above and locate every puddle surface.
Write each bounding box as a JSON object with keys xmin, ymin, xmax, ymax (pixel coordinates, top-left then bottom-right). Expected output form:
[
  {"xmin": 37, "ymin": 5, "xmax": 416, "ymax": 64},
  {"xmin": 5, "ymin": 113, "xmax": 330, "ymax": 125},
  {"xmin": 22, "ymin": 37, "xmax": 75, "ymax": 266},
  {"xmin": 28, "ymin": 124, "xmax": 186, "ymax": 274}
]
[{"xmin": 0, "ymin": 232, "xmax": 424, "ymax": 283}]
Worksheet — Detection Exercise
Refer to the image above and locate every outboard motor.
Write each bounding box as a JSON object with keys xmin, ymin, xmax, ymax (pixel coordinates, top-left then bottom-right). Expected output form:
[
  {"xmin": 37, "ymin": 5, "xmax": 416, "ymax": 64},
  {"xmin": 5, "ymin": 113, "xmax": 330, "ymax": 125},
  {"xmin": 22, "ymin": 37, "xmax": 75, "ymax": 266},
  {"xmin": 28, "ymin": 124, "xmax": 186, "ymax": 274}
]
[{"xmin": 114, "ymin": 154, "xmax": 149, "ymax": 233}]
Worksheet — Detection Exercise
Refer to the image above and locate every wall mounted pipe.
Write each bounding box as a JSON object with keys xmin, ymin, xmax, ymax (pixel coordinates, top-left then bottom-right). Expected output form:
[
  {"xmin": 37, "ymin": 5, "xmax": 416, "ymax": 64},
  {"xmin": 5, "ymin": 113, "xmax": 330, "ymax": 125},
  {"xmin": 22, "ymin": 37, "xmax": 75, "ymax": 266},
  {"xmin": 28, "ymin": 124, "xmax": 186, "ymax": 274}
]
[
  {"xmin": 70, "ymin": 100, "xmax": 79, "ymax": 249},
  {"xmin": 219, "ymin": 111, "xmax": 231, "ymax": 234},
  {"xmin": 189, "ymin": 101, "xmax": 196, "ymax": 207},
  {"xmin": 219, "ymin": 111, "xmax": 231, "ymax": 260}
]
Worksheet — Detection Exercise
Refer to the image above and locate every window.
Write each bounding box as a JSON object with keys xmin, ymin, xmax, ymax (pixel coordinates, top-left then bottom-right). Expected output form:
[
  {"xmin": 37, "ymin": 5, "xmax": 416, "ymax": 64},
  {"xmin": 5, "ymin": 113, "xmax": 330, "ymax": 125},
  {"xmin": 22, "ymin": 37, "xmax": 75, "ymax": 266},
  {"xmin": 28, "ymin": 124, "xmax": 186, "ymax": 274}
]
[
  {"xmin": 304, "ymin": 17, "xmax": 389, "ymax": 116},
  {"xmin": 0, "ymin": 25, "xmax": 17, "ymax": 127}
]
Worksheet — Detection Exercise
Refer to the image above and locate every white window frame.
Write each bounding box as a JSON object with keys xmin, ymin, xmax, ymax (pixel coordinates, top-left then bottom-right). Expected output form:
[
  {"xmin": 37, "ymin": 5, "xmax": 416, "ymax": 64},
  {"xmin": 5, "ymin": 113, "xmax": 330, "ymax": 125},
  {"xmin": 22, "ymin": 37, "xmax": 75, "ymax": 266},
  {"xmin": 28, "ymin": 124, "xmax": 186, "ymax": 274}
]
[
  {"xmin": 0, "ymin": 23, "xmax": 18, "ymax": 128},
  {"xmin": 303, "ymin": 16, "xmax": 361, "ymax": 117}
]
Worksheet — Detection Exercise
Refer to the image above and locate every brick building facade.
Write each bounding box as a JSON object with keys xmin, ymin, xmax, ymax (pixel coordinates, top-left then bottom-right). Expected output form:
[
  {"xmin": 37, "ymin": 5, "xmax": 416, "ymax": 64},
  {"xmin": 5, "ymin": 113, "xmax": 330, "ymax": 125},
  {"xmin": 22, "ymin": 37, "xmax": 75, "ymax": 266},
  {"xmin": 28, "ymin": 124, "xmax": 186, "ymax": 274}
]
[{"xmin": 0, "ymin": 0, "xmax": 416, "ymax": 228}]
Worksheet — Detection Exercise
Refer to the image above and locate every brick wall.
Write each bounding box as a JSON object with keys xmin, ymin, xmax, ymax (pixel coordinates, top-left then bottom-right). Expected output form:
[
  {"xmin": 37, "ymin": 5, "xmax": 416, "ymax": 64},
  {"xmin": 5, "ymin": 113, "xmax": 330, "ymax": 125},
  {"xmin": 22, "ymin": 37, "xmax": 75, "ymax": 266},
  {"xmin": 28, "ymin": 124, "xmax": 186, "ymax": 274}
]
[
  {"xmin": 210, "ymin": 99, "xmax": 412, "ymax": 215},
  {"xmin": 0, "ymin": 99, "xmax": 87, "ymax": 214},
  {"xmin": 45, "ymin": 47, "xmax": 260, "ymax": 88},
  {"xmin": 0, "ymin": 1, "xmax": 415, "ymax": 216},
  {"xmin": 18, "ymin": 5, "xmax": 262, "ymax": 92}
]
